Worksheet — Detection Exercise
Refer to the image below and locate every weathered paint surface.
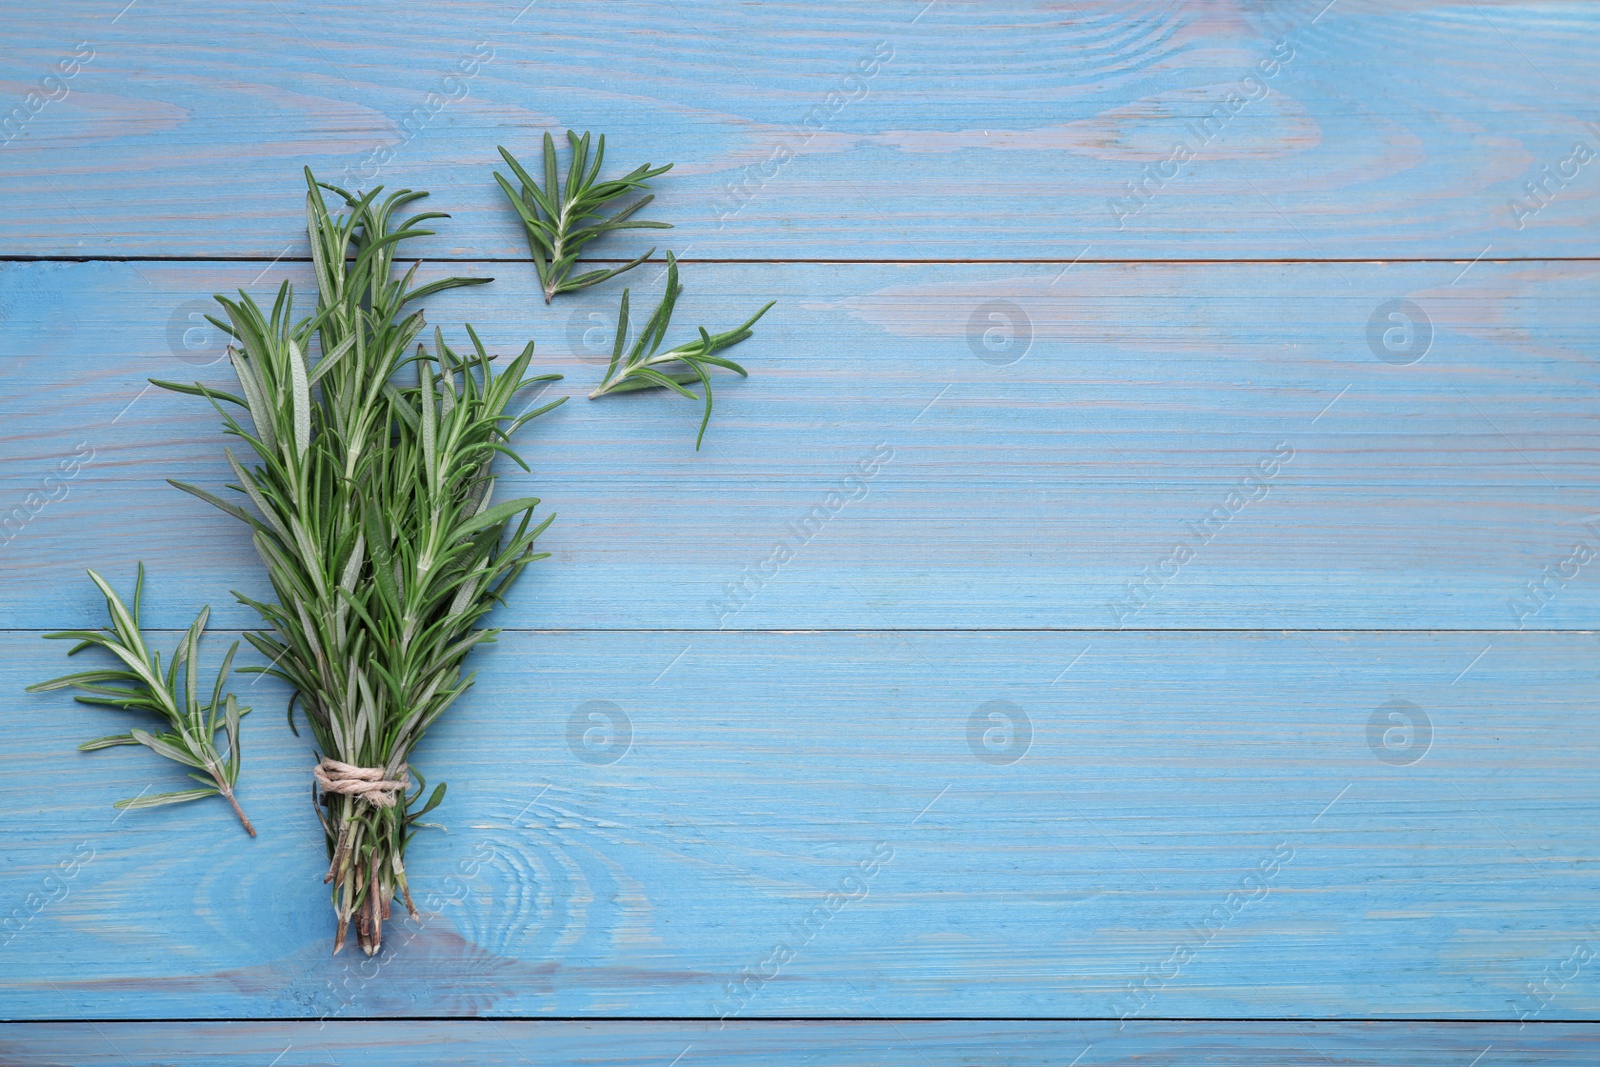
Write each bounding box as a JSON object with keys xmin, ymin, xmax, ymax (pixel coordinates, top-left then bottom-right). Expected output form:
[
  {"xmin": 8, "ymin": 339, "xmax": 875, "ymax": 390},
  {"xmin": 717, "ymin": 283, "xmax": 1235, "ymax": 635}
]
[
  {"xmin": 1, "ymin": 3, "xmax": 1597, "ymax": 259},
  {"xmin": 1, "ymin": 0, "xmax": 1596, "ymax": 1060},
  {"xmin": 4, "ymin": 260, "xmax": 1597, "ymax": 631},
  {"xmin": 3, "ymin": 1020, "xmax": 1599, "ymax": 1066}
]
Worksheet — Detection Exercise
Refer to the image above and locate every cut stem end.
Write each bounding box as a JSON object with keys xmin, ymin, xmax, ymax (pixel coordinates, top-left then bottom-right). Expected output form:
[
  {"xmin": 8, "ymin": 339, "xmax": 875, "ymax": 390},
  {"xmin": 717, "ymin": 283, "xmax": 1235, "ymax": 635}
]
[{"xmin": 222, "ymin": 787, "xmax": 256, "ymax": 837}]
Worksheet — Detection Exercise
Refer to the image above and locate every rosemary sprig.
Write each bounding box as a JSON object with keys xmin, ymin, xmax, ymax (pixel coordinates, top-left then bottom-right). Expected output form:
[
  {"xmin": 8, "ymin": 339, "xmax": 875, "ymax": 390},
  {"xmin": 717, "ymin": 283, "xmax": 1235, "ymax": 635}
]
[
  {"xmin": 27, "ymin": 565, "xmax": 254, "ymax": 836},
  {"xmin": 494, "ymin": 131, "xmax": 672, "ymax": 303},
  {"xmin": 158, "ymin": 169, "xmax": 564, "ymax": 954},
  {"xmin": 589, "ymin": 252, "xmax": 773, "ymax": 448}
]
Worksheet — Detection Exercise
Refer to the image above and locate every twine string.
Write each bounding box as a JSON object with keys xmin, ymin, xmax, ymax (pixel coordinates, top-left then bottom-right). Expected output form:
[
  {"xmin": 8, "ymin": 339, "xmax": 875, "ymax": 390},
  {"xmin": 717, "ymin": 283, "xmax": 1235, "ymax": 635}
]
[{"xmin": 314, "ymin": 757, "xmax": 409, "ymax": 808}]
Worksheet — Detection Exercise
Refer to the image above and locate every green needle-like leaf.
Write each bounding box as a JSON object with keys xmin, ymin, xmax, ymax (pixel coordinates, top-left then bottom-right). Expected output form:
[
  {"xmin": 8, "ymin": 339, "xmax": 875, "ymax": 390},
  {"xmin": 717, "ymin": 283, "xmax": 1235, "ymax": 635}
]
[
  {"xmin": 30, "ymin": 567, "xmax": 255, "ymax": 836},
  {"xmin": 495, "ymin": 131, "xmax": 673, "ymax": 302},
  {"xmin": 78, "ymin": 732, "xmax": 139, "ymax": 751},
  {"xmin": 114, "ymin": 788, "xmax": 221, "ymax": 811},
  {"xmin": 154, "ymin": 168, "xmax": 567, "ymax": 955},
  {"xmin": 587, "ymin": 252, "xmax": 772, "ymax": 449}
]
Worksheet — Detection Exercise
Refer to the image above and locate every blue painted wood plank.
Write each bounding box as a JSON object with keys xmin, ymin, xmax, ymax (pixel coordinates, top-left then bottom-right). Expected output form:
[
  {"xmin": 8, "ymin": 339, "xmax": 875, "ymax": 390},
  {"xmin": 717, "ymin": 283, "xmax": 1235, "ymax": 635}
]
[
  {"xmin": 2, "ymin": 1, "xmax": 1597, "ymax": 259},
  {"xmin": 3, "ymin": 0, "xmax": 1596, "ymax": 1037},
  {"xmin": 3, "ymin": 260, "xmax": 1597, "ymax": 631},
  {"xmin": 2, "ymin": 1020, "xmax": 1597, "ymax": 1065},
  {"xmin": 3, "ymin": 629, "xmax": 1596, "ymax": 1019}
]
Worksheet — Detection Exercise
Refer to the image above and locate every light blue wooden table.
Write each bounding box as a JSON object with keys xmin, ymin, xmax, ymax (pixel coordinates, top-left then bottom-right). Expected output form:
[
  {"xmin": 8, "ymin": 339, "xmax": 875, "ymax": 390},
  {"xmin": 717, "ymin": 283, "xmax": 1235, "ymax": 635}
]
[{"xmin": 3, "ymin": 1, "xmax": 1599, "ymax": 1062}]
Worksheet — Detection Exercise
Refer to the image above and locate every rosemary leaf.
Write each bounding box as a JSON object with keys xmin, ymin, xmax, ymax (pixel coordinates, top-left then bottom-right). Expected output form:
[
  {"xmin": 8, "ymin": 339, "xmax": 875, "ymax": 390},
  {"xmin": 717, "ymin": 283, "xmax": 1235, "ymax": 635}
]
[
  {"xmin": 588, "ymin": 252, "xmax": 773, "ymax": 448},
  {"xmin": 28, "ymin": 565, "xmax": 255, "ymax": 836},
  {"xmin": 115, "ymin": 788, "xmax": 222, "ymax": 811},
  {"xmin": 495, "ymin": 131, "xmax": 672, "ymax": 302},
  {"xmin": 156, "ymin": 170, "xmax": 565, "ymax": 955}
]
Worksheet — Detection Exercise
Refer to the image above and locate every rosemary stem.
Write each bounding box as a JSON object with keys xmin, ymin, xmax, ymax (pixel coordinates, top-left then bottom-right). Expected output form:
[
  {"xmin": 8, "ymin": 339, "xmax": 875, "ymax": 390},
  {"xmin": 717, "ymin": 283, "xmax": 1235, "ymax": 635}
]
[
  {"xmin": 220, "ymin": 786, "xmax": 256, "ymax": 837},
  {"xmin": 590, "ymin": 348, "xmax": 690, "ymax": 399},
  {"xmin": 164, "ymin": 171, "xmax": 568, "ymax": 953},
  {"xmin": 545, "ymin": 205, "xmax": 569, "ymax": 304}
]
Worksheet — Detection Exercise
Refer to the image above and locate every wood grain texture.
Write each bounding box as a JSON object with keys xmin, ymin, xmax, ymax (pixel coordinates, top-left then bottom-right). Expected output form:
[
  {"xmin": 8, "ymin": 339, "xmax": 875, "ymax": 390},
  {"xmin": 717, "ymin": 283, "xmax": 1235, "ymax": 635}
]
[
  {"xmin": 3, "ymin": 259, "xmax": 1597, "ymax": 631},
  {"xmin": 3, "ymin": 1020, "xmax": 1597, "ymax": 1066},
  {"xmin": 1, "ymin": 1, "xmax": 1598, "ymax": 259},
  {"xmin": 4, "ymin": 0, "xmax": 1597, "ymax": 1046},
  {"xmin": 3, "ymin": 629, "xmax": 1596, "ymax": 1019}
]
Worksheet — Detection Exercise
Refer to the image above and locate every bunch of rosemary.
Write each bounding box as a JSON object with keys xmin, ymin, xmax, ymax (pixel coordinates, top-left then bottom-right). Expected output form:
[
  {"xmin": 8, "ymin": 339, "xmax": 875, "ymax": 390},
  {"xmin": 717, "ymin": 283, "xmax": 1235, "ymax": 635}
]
[
  {"xmin": 53, "ymin": 133, "xmax": 770, "ymax": 955},
  {"xmin": 161, "ymin": 171, "xmax": 565, "ymax": 954}
]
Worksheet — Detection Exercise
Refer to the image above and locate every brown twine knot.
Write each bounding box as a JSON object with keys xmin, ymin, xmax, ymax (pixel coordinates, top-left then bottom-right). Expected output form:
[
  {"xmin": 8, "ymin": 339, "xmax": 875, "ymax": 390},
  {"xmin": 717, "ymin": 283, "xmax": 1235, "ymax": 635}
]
[{"xmin": 314, "ymin": 758, "xmax": 410, "ymax": 808}]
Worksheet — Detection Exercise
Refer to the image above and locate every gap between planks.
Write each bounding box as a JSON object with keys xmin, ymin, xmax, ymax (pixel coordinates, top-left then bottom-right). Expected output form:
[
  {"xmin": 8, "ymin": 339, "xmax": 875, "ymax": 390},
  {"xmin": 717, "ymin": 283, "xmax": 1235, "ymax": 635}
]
[
  {"xmin": 6, "ymin": 1016, "xmax": 1600, "ymax": 1025},
  {"xmin": 0, "ymin": 627, "xmax": 1592, "ymax": 635},
  {"xmin": 5, "ymin": 256, "xmax": 1600, "ymax": 265}
]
